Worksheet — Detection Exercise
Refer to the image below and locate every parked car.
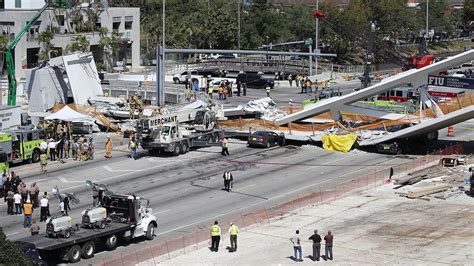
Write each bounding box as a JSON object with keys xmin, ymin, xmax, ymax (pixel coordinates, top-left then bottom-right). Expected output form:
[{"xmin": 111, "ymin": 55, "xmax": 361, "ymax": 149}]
[
  {"xmin": 248, "ymin": 131, "xmax": 285, "ymax": 148},
  {"xmin": 236, "ymin": 73, "xmax": 274, "ymax": 89},
  {"xmin": 172, "ymin": 70, "xmax": 199, "ymax": 84}
]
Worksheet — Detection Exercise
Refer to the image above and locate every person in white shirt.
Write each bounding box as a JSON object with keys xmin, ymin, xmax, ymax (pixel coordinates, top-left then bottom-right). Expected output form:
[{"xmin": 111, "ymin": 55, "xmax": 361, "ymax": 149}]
[
  {"xmin": 13, "ymin": 192, "xmax": 22, "ymax": 215},
  {"xmin": 59, "ymin": 200, "xmax": 65, "ymax": 215},
  {"xmin": 40, "ymin": 196, "xmax": 49, "ymax": 222}
]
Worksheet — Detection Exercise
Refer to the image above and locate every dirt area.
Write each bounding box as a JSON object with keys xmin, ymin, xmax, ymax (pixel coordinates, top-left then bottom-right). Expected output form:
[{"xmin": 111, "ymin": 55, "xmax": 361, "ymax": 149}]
[{"xmin": 142, "ymin": 176, "xmax": 474, "ymax": 265}]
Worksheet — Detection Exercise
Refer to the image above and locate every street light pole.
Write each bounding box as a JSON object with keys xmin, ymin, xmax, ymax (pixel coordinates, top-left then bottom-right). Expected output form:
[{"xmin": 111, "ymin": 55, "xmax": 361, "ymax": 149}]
[
  {"xmin": 315, "ymin": 0, "xmax": 319, "ymax": 75},
  {"xmin": 238, "ymin": 0, "xmax": 241, "ymax": 49}
]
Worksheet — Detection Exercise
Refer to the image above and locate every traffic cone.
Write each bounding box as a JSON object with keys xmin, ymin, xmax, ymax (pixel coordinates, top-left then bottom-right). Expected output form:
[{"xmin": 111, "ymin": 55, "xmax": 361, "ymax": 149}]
[{"xmin": 447, "ymin": 126, "xmax": 454, "ymax": 137}]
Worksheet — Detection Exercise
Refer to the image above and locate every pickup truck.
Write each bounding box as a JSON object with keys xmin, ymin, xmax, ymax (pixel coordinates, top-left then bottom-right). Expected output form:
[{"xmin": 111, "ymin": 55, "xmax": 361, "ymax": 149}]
[{"xmin": 172, "ymin": 70, "xmax": 201, "ymax": 84}]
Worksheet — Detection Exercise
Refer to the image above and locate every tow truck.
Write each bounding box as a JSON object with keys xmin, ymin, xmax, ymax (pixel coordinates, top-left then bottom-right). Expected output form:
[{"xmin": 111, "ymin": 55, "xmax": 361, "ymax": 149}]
[
  {"xmin": 137, "ymin": 109, "xmax": 222, "ymax": 156},
  {"xmin": 16, "ymin": 181, "xmax": 158, "ymax": 264}
]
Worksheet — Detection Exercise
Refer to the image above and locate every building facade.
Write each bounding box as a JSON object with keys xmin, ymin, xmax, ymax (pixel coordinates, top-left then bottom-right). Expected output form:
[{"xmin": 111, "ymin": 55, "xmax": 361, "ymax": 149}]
[{"xmin": 0, "ymin": 0, "xmax": 140, "ymax": 79}]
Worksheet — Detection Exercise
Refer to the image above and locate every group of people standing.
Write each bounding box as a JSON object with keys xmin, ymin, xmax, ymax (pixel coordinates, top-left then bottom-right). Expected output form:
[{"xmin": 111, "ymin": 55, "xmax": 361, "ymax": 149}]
[
  {"xmin": 287, "ymin": 74, "xmax": 328, "ymax": 95},
  {"xmin": 40, "ymin": 135, "xmax": 95, "ymax": 173},
  {"xmin": 210, "ymin": 220, "xmax": 239, "ymax": 253},
  {"xmin": 291, "ymin": 229, "xmax": 334, "ymax": 262}
]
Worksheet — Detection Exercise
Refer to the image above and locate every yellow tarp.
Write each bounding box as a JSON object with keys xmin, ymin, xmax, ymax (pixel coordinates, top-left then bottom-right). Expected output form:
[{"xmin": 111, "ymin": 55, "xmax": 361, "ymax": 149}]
[{"xmin": 321, "ymin": 134, "xmax": 357, "ymax": 152}]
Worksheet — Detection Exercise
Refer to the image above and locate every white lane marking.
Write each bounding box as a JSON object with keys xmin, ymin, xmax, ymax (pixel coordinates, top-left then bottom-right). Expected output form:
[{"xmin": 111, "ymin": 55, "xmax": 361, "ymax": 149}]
[
  {"xmin": 234, "ymin": 184, "xmax": 256, "ymax": 191},
  {"xmin": 58, "ymin": 177, "xmax": 83, "ymax": 183},
  {"xmin": 103, "ymin": 165, "xmax": 137, "ymax": 172},
  {"xmin": 157, "ymin": 161, "xmax": 390, "ymax": 237},
  {"xmin": 154, "ymin": 209, "xmax": 170, "ymax": 215},
  {"xmin": 6, "ymin": 231, "xmax": 19, "ymax": 237},
  {"xmin": 305, "ymin": 154, "xmax": 355, "ymax": 170},
  {"xmin": 62, "ymin": 161, "xmax": 176, "ymax": 191}
]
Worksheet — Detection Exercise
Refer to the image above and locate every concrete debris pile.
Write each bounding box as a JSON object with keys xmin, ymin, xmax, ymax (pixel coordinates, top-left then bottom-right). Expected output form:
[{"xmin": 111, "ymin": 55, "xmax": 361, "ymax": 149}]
[
  {"xmin": 394, "ymin": 156, "xmax": 472, "ymax": 201},
  {"xmin": 242, "ymin": 97, "xmax": 287, "ymax": 120}
]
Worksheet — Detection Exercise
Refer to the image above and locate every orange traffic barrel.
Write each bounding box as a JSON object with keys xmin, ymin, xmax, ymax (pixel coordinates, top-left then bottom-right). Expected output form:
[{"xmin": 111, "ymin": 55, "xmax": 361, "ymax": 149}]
[{"xmin": 447, "ymin": 126, "xmax": 454, "ymax": 137}]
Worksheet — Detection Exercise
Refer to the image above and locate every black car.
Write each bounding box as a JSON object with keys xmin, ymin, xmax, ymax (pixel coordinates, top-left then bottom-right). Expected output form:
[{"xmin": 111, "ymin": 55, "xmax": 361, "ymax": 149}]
[
  {"xmin": 236, "ymin": 73, "xmax": 274, "ymax": 89},
  {"xmin": 248, "ymin": 131, "xmax": 285, "ymax": 148},
  {"xmin": 15, "ymin": 241, "xmax": 48, "ymax": 265}
]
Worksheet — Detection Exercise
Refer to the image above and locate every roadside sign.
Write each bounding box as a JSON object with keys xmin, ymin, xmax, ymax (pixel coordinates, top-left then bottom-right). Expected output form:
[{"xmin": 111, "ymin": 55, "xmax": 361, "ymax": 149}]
[
  {"xmin": 304, "ymin": 38, "xmax": 313, "ymax": 46},
  {"xmin": 428, "ymin": 75, "xmax": 474, "ymax": 90}
]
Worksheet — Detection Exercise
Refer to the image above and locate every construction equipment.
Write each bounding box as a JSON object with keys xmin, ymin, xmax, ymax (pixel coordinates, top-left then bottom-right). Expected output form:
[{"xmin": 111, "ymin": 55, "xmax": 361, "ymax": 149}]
[
  {"xmin": 5, "ymin": 0, "xmax": 71, "ymax": 106},
  {"xmin": 18, "ymin": 180, "xmax": 157, "ymax": 263},
  {"xmin": 137, "ymin": 109, "xmax": 222, "ymax": 156}
]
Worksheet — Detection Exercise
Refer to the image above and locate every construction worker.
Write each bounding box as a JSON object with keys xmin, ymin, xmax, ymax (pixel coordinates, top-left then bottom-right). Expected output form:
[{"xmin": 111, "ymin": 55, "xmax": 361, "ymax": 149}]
[
  {"xmin": 71, "ymin": 138, "xmax": 78, "ymax": 160},
  {"xmin": 266, "ymin": 85, "xmax": 271, "ymax": 97},
  {"xmin": 23, "ymin": 199, "xmax": 33, "ymax": 228},
  {"xmin": 63, "ymin": 137, "xmax": 70, "ymax": 159},
  {"xmin": 223, "ymin": 171, "xmax": 233, "ymax": 192},
  {"xmin": 81, "ymin": 139, "xmax": 89, "ymax": 161},
  {"xmin": 208, "ymin": 85, "xmax": 214, "ymax": 100},
  {"xmin": 88, "ymin": 137, "xmax": 95, "ymax": 160},
  {"xmin": 30, "ymin": 219, "xmax": 40, "ymax": 235},
  {"xmin": 105, "ymin": 136, "xmax": 113, "ymax": 159},
  {"xmin": 221, "ymin": 138, "xmax": 229, "ymax": 156},
  {"xmin": 40, "ymin": 151, "xmax": 48, "ymax": 173},
  {"xmin": 210, "ymin": 220, "xmax": 221, "ymax": 252},
  {"xmin": 129, "ymin": 137, "xmax": 138, "ymax": 160},
  {"xmin": 228, "ymin": 223, "xmax": 239, "ymax": 252}
]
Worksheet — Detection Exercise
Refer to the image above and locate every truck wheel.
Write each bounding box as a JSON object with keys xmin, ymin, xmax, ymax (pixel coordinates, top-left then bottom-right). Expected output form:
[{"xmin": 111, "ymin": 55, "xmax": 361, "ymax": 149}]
[
  {"xmin": 105, "ymin": 234, "xmax": 118, "ymax": 250},
  {"xmin": 99, "ymin": 221, "xmax": 106, "ymax": 229},
  {"xmin": 180, "ymin": 142, "xmax": 188, "ymax": 154},
  {"xmin": 172, "ymin": 144, "xmax": 180, "ymax": 156},
  {"xmin": 64, "ymin": 230, "xmax": 71, "ymax": 239},
  {"xmin": 32, "ymin": 149, "xmax": 40, "ymax": 163},
  {"xmin": 81, "ymin": 241, "xmax": 95, "ymax": 259},
  {"xmin": 67, "ymin": 245, "xmax": 82, "ymax": 263},
  {"xmin": 173, "ymin": 77, "xmax": 180, "ymax": 84},
  {"xmin": 146, "ymin": 224, "xmax": 155, "ymax": 240}
]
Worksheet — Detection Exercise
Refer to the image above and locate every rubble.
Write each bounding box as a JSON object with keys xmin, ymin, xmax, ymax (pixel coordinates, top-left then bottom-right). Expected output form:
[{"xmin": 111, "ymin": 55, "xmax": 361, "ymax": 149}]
[
  {"xmin": 240, "ymin": 97, "xmax": 287, "ymax": 120},
  {"xmin": 393, "ymin": 156, "xmax": 472, "ymax": 200}
]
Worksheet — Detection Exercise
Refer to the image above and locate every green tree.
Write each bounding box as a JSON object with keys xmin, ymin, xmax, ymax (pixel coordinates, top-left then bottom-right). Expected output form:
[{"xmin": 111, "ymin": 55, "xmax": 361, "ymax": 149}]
[
  {"xmin": 99, "ymin": 30, "xmax": 121, "ymax": 70},
  {"xmin": 37, "ymin": 28, "xmax": 55, "ymax": 61},
  {"xmin": 65, "ymin": 34, "xmax": 90, "ymax": 53},
  {"xmin": 463, "ymin": 0, "xmax": 474, "ymax": 25},
  {"xmin": 0, "ymin": 227, "xmax": 33, "ymax": 265}
]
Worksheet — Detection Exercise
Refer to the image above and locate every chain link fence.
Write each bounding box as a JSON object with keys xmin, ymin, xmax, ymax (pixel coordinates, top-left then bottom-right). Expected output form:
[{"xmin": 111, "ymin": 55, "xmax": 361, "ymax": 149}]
[{"xmin": 99, "ymin": 143, "xmax": 464, "ymax": 266}]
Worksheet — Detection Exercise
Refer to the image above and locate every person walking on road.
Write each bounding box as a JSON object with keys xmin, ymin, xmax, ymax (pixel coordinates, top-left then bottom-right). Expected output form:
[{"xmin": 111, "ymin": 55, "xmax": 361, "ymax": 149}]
[
  {"xmin": 228, "ymin": 223, "xmax": 239, "ymax": 252},
  {"xmin": 105, "ymin": 136, "xmax": 113, "ymax": 159},
  {"xmin": 40, "ymin": 195, "xmax": 48, "ymax": 222},
  {"xmin": 129, "ymin": 137, "xmax": 138, "ymax": 160},
  {"xmin": 210, "ymin": 220, "xmax": 221, "ymax": 252},
  {"xmin": 324, "ymin": 230, "xmax": 334, "ymax": 260},
  {"xmin": 14, "ymin": 191, "xmax": 22, "ymax": 215},
  {"xmin": 287, "ymin": 74, "xmax": 293, "ymax": 87},
  {"xmin": 223, "ymin": 171, "xmax": 233, "ymax": 192},
  {"xmin": 266, "ymin": 85, "xmax": 271, "ymax": 97},
  {"xmin": 309, "ymin": 229, "xmax": 322, "ymax": 261},
  {"xmin": 23, "ymin": 199, "xmax": 33, "ymax": 228},
  {"xmin": 7, "ymin": 188, "xmax": 14, "ymax": 215},
  {"xmin": 63, "ymin": 196, "xmax": 71, "ymax": 215},
  {"xmin": 290, "ymin": 230, "xmax": 303, "ymax": 261},
  {"xmin": 389, "ymin": 167, "xmax": 394, "ymax": 181},
  {"xmin": 221, "ymin": 138, "xmax": 230, "ymax": 156}
]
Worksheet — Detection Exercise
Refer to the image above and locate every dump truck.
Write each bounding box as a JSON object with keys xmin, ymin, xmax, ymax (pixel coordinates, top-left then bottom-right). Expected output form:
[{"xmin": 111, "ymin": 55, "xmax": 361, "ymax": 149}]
[
  {"xmin": 16, "ymin": 181, "xmax": 158, "ymax": 264},
  {"xmin": 137, "ymin": 109, "xmax": 222, "ymax": 156}
]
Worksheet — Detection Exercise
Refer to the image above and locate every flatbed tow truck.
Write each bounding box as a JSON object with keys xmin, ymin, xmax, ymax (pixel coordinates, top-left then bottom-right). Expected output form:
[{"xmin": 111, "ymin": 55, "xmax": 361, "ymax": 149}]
[{"xmin": 15, "ymin": 181, "xmax": 157, "ymax": 264}]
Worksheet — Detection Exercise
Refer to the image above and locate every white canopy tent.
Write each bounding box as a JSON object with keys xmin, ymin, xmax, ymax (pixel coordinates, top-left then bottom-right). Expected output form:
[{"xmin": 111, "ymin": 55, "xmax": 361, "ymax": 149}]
[{"xmin": 45, "ymin": 106, "xmax": 91, "ymax": 121}]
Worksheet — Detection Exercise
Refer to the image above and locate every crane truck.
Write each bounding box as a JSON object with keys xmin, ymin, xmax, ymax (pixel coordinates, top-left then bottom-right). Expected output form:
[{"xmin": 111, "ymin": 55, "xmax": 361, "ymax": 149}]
[
  {"xmin": 5, "ymin": 0, "xmax": 71, "ymax": 106},
  {"xmin": 15, "ymin": 181, "xmax": 158, "ymax": 264},
  {"xmin": 136, "ymin": 108, "xmax": 222, "ymax": 156}
]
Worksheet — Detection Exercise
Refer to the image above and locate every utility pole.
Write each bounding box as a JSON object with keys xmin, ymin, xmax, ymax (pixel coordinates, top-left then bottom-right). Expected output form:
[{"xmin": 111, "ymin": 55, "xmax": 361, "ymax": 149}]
[
  {"xmin": 238, "ymin": 0, "xmax": 241, "ymax": 49},
  {"xmin": 315, "ymin": 0, "xmax": 319, "ymax": 75},
  {"xmin": 363, "ymin": 22, "xmax": 376, "ymax": 89}
]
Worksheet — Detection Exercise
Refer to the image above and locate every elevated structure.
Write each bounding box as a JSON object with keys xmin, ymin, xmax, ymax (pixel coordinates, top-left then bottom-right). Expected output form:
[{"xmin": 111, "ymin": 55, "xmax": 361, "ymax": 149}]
[
  {"xmin": 359, "ymin": 105, "xmax": 474, "ymax": 146},
  {"xmin": 275, "ymin": 49, "xmax": 474, "ymax": 125}
]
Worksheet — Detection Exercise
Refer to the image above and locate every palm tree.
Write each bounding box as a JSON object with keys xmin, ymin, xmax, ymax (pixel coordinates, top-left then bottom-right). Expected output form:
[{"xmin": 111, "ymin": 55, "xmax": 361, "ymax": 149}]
[
  {"xmin": 0, "ymin": 35, "xmax": 8, "ymax": 76},
  {"xmin": 37, "ymin": 28, "xmax": 55, "ymax": 61},
  {"xmin": 99, "ymin": 30, "xmax": 121, "ymax": 71}
]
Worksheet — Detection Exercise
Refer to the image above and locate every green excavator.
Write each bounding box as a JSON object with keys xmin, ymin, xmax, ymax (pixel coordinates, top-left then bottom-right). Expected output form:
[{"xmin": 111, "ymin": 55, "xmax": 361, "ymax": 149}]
[{"xmin": 4, "ymin": 0, "xmax": 71, "ymax": 106}]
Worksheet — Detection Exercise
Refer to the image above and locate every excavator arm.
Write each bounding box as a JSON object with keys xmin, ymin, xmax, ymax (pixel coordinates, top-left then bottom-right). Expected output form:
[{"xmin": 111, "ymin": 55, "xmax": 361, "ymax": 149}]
[{"xmin": 6, "ymin": 0, "xmax": 71, "ymax": 106}]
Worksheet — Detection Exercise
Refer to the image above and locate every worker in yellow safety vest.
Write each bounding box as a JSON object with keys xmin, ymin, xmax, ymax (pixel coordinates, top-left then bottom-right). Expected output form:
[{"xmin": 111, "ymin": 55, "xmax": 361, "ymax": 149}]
[
  {"xmin": 229, "ymin": 223, "xmax": 239, "ymax": 252},
  {"xmin": 210, "ymin": 220, "xmax": 221, "ymax": 252}
]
